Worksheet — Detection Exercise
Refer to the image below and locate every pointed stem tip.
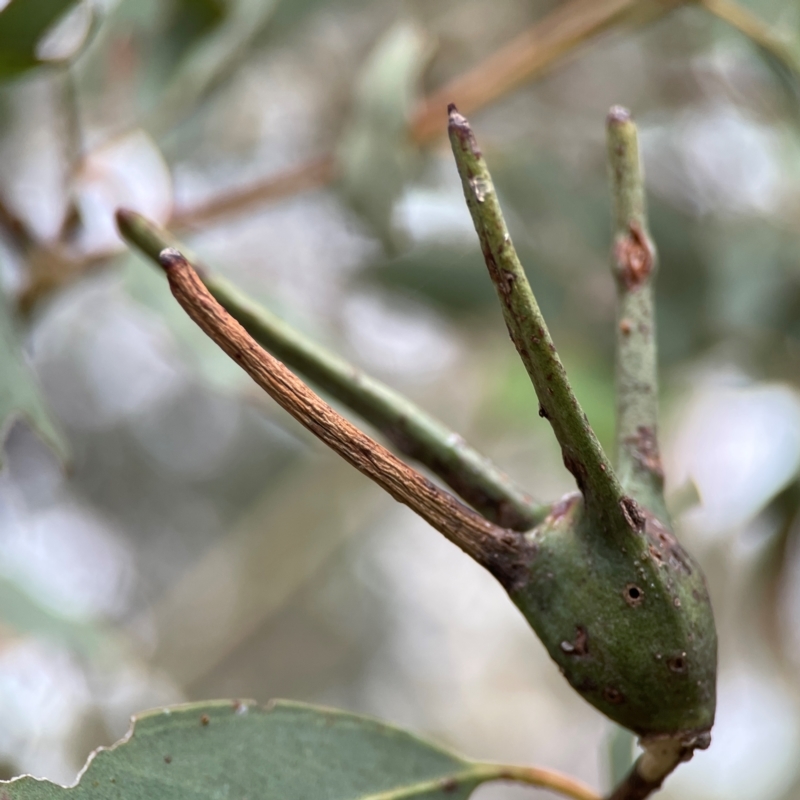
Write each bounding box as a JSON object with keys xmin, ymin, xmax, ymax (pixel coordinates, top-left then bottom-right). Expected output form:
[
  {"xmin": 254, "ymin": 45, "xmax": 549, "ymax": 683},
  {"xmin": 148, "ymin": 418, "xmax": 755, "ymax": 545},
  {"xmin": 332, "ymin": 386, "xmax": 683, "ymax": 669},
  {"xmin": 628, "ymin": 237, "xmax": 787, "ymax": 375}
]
[
  {"xmin": 447, "ymin": 103, "xmax": 470, "ymax": 132},
  {"xmin": 448, "ymin": 107, "xmax": 625, "ymax": 527},
  {"xmin": 158, "ymin": 247, "xmax": 185, "ymax": 272},
  {"xmin": 607, "ymin": 105, "xmax": 632, "ymax": 126}
]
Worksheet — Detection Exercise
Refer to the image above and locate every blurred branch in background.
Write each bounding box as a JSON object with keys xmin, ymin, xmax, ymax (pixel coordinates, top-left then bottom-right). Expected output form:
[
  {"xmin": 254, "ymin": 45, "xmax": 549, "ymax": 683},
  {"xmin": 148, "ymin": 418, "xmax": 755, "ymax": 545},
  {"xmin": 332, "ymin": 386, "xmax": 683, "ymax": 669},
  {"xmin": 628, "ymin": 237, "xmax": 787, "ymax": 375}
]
[
  {"xmin": 6, "ymin": 0, "xmax": 799, "ymax": 311},
  {"xmin": 410, "ymin": 0, "xmax": 678, "ymax": 144},
  {"xmin": 171, "ymin": 0, "xmax": 800, "ymax": 231},
  {"xmin": 140, "ymin": 453, "xmax": 387, "ymax": 689},
  {"xmin": 170, "ymin": 154, "xmax": 336, "ymax": 231},
  {"xmin": 173, "ymin": 0, "xmax": 674, "ymax": 232}
]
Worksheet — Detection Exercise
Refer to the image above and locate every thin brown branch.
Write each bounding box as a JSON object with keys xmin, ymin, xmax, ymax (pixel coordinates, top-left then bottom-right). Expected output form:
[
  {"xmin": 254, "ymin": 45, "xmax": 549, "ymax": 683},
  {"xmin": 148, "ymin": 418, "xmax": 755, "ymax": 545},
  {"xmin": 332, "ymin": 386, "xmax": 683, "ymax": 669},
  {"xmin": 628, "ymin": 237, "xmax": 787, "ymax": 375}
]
[
  {"xmin": 157, "ymin": 247, "xmax": 535, "ymax": 589},
  {"xmin": 491, "ymin": 764, "xmax": 600, "ymax": 800},
  {"xmin": 170, "ymin": 155, "xmax": 337, "ymax": 232},
  {"xmin": 118, "ymin": 208, "xmax": 547, "ymax": 530},
  {"xmin": 16, "ymin": 246, "xmax": 112, "ymax": 314},
  {"xmin": 607, "ymin": 768, "xmax": 661, "ymax": 800},
  {"xmin": 411, "ymin": 0, "xmax": 661, "ymax": 144},
  {"xmin": 606, "ymin": 735, "xmax": 704, "ymax": 800},
  {"xmin": 169, "ymin": 0, "xmax": 683, "ymax": 230}
]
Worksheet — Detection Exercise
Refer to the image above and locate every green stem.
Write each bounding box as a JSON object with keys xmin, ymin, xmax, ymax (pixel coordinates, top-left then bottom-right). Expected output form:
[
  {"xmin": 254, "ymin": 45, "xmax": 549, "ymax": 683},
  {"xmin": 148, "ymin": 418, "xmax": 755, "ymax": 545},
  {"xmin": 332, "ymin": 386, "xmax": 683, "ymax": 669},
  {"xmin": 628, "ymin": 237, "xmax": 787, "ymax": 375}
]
[
  {"xmin": 156, "ymin": 247, "xmax": 533, "ymax": 587},
  {"xmin": 482, "ymin": 764, "xmax": 600, "ymax": 800},
  {"xmin": 116, "ymin": 209, "xmax": 548, "ymax": 531},
  {"xmin": 447, "ymin": 106, "xmax": 624, "ymax": 526},
  {"xmin": 606, "ymin": 734, "xmax": 698, "ymax": 800},
  {"xmin": 366, "ymin": 763, "xmax": 600, "ymax": 800},
  {"xmin": 606, "ymin": 107, "xmax": 665, "ymax": 517}
]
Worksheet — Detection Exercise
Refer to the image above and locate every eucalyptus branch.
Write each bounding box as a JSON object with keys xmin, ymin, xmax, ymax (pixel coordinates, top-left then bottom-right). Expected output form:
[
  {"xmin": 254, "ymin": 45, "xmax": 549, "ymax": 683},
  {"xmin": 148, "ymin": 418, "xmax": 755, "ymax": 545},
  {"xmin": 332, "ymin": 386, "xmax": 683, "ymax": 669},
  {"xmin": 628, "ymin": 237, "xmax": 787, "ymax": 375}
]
[
  {"xmin": 154, "ymin": 247, "xmax": 535, "ymax": 587},
  {"xmin": 485, "ymin": 764, "xmax": 600, "ymax": 800},
  {"xmin": 387, "ymin": 762, "xmax": 602, "ymax": 800},
  {"xmin": 170, "ymin": 156, "xmax": 336, "ymax": 232},
  {"xmin": 448, "ymin": 106, "xmax": 626, "ymax": 527},
  {"xmin": 410, "ymin": 0, "xmax": 675, "ymax": 144},
  {"xmin": 606, "ymin": 735, "xmax": 699, "ymax": 800},
  {"xmin": 117, "ymin": 209, "xmax": 547, "ymax": 530},
  {"xmin": 606, "ymin": 107, "xmax": 665, "ymax": 518},
  {"xmin": 171, "ymin": 0, "xmax": 683, "ymax": 230}
]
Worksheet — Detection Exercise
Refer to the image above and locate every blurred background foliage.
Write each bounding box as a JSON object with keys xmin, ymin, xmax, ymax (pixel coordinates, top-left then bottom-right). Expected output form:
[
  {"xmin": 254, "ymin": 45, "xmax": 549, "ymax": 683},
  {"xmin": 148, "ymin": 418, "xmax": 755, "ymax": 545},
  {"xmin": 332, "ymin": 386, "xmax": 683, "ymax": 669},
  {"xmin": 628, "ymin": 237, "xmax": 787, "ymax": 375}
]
[{"xmin": 1, "ymin": 0, "xmax": 800, "ymax": 797}]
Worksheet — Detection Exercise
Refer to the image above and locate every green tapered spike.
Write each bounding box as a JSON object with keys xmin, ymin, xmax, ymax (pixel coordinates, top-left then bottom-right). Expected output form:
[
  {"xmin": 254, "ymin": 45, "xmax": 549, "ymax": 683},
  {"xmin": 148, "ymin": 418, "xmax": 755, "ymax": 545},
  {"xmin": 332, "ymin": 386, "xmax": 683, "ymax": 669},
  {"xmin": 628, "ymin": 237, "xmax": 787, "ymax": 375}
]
[{"xmin": 448, "ymin": 105, "xmax": 717, "ymax": 744}]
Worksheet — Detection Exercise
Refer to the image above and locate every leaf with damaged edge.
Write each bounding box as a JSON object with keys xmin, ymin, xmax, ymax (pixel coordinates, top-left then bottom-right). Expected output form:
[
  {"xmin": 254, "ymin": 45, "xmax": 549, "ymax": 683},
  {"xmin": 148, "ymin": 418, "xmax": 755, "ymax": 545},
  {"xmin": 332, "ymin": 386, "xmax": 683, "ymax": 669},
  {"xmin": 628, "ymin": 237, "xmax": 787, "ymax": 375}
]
[
  {"xmin": 0, "ymin": 287, "xmax": 68, "ymax": 467},
  {"xmin": 0, "ymin": 700, "xmax": 599, "ymax": 800}
]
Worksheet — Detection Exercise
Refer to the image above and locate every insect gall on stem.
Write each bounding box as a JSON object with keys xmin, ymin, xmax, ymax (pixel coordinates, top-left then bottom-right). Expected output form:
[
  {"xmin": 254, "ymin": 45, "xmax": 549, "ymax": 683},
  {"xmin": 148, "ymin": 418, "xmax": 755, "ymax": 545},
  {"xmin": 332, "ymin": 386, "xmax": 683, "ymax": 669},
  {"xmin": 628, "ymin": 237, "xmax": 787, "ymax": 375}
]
[
  {"xmin": 127, "ymin": 105, "xmax": 718, "ymax": 800},
  {"xmin": 448, "ymin": 104, "xmax": 717, "ymax": 790}
]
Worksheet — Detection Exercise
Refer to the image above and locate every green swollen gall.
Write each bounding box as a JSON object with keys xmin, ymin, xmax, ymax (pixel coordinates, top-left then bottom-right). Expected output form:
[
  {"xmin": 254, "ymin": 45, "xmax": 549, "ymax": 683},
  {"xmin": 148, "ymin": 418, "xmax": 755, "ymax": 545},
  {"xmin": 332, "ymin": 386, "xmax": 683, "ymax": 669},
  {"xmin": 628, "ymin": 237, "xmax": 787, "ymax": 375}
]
[
  {"xmin": 117, "ymin": 102, "xmax": 718, "ymax": 799},
  {"xmin": 447, "ymin": 104, "xmax": 717, "ymax": 743}
]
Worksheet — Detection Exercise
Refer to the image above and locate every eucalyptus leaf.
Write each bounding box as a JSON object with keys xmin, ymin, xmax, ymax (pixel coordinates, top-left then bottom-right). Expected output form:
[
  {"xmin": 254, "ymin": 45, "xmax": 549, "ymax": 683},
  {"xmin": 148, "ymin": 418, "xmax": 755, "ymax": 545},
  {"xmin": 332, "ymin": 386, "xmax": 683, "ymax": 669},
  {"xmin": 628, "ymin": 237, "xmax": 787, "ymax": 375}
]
[
  {"xmin": 0, "ymin": 0, "xmax": 85, "ymax": 80},
  {"xmin": 1, "ymin": 700, "xmax": 508, "ymax": 799},
  {"xmin": 0, "ymin": 288, "xmax": 68, "ymax": 468},
  {"xmin": 338, "ymin": 22, "xmax": 432, "ymax": 247},
  {"xmin": 265, "ymin": 0, "xmax": 372, "ymax": 41},
  {"xmin": 0, "ymin": 575, "xmax": 103, "ymax": 659},
  {"xmin": 606, "ymin": 724, "xmax": 636, "ymax": 789},
  {"xmin": 145, "ymin": 0, "xmax": 282, "ymax": 138}
]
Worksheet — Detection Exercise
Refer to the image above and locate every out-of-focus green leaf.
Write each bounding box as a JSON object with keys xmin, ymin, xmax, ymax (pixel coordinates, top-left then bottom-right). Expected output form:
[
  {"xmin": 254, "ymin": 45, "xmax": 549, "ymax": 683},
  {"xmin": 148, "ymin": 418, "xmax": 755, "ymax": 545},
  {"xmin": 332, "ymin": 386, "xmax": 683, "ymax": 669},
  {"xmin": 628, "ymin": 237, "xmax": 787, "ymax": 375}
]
[
  {"xmin": 1, "ymin": 700, "xmax": 489, "ymax": 799},
  {"xmin": 0, "ymin": 288, "xmax": 68, "ymax": 468},
  {"xmin": 365, "ymin": 245, "xmax": 498, "ymax": 315},
  {"xmin": 145, "ymin": 0, "xmax": 282, "ymax": 138},
  {"xmin": 0, "ymin": 0, "xmax": 84, "ymax": 80},
  {"xmin": 338, "ymin": 22, "xmax": 432, "ymax": 247},
  {"xmin": 606, "ymin": 725, "xmax": 636, "ymax": 789},
  {"xmin": 167, "ymin": 0, "xmax": 228, "ymax": 52},
  {"xmin": 481, "ymin": 343, "xmax": 614, "ymax": 452},
  {"xmin": 265, "ymin": 0, "xmax": 371, "ymax": 40},
  {"xmin": 666, "ymin": 477, "xmax": 702, "ymax": 518},
  {"xmin": 0, "ymin": 575, "xmax": 102, "ymax": 659}
]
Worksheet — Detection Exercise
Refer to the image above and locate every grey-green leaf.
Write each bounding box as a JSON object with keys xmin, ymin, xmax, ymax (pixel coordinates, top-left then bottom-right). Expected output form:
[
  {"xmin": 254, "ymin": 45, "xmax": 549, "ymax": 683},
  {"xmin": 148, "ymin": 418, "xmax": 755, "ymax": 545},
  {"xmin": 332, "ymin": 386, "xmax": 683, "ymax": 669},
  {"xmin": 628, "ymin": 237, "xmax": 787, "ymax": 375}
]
[
  {"xmin": 1, "ymin": 701, "xmax": 485, "ymax": 799},
  {"xmin": 337, "ymin": 21, "xmax": 432, "ymax": 247},
  {"xmin": 0, "ymin": 0, "xmax": 83, "ymax": 79},
  {"xmin": 0, "ymin": 288, "xmax": 68, "ymax": 468},
  {"xmin": 144, "ymin": 0, "xmax": 282, "ymax": 138},
  {"xmin": 0, "ymin": 575, "xmax": 102, "ymax": 659}
]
